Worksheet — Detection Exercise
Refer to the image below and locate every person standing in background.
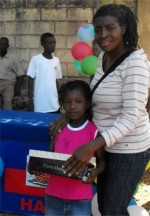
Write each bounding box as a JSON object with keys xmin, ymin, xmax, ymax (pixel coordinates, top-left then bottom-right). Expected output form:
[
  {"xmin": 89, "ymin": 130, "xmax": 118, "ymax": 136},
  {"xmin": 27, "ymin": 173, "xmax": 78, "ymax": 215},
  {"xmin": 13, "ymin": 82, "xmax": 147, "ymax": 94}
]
[
  {"xmin": 0, "ymin": 37, "xmax": 25, "ymax": 110},
  {"xmin": 27, "ymin": 32, "xmax": 62, "ymax": 113}
]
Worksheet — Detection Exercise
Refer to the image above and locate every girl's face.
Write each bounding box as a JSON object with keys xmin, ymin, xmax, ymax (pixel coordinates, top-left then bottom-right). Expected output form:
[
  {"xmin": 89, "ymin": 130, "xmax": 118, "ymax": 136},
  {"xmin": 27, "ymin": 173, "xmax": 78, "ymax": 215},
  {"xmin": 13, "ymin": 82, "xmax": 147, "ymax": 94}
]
[
  {"xmin": 63, "ymin": 89, "xmax": 89, "ymax": 125},
  {"xmin": 94, "ymin": 15, "xmax": 126, "ymax": 53}
]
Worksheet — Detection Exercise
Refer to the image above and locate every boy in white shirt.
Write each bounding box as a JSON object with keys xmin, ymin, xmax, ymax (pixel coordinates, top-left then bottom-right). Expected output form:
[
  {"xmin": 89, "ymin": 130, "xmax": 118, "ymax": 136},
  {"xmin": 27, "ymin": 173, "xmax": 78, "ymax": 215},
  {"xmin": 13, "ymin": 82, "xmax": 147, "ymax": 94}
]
[{"xmin": 27, "ymin": 32, "xmax": 62, "ymax": 113}]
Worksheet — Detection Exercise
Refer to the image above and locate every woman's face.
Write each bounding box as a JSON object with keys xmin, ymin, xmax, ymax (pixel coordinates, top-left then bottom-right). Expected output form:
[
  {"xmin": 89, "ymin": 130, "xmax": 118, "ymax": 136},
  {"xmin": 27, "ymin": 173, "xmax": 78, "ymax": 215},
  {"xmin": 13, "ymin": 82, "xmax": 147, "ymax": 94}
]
[{"xmin": 94, "ymin": 15, "xmax": 126, "ymax": 53}]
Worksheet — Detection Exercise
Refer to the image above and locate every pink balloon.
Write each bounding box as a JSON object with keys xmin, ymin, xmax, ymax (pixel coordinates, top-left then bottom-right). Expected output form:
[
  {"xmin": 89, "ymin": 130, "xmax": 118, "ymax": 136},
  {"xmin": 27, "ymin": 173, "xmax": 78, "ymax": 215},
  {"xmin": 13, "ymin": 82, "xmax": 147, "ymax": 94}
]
[{"xmin": 71, "ymin": 42, "xmax": 93, "ymax": 60}]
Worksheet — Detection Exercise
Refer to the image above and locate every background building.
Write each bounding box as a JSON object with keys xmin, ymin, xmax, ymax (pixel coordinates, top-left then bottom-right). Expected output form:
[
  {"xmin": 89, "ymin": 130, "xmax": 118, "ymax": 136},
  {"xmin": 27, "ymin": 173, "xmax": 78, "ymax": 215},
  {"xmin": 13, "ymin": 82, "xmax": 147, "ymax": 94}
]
[{"xmin": 0, "ymin": 0, "xmax": 149, "ymax": 107}]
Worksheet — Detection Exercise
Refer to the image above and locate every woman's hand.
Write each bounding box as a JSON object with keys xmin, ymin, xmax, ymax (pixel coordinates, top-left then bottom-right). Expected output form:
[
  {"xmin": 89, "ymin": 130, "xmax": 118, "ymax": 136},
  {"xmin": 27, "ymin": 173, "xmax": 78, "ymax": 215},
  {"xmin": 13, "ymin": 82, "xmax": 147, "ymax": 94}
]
[
  {"xmin": 49, "ymin": 114, "xmax": 69, "ymax": 140},
  {"xmin": 62, "ymin": 135, "xmax": 106, "ymax": 177},
  {"xmin": 63, "ymin": 142, "xmax": 96, "ymax": 177}
]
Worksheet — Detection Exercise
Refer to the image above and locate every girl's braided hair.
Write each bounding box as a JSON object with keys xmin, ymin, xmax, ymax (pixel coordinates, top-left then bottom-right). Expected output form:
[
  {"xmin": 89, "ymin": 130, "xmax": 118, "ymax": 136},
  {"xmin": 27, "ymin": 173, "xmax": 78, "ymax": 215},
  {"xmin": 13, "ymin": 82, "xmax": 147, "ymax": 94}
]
[
  {"xmin": 93, "ymin": 4, "xmax": 138, "ymax": 48},
  {"xmin": 59, "ymin": 80, "xmax": 92, "ymax": 119}
]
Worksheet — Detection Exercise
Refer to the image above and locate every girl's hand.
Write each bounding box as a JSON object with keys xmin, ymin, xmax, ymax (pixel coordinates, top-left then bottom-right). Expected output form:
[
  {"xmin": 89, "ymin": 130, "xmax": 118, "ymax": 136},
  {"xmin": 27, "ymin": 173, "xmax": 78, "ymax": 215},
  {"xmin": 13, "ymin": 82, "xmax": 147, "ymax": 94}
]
[
  {"xmin": 63, "ymin": 142, "xmax": 95, "ymax": 177},
  {"xmin": 82, "ymin": 161, "xmax": 105, "ymax": 184},
  {"xmin": 82, "ymin": 167, "xmax": 99, "ymax": 184},
  {"xmin": 49, "ymin": 114, "xmax": 69, "ymax": 140}
]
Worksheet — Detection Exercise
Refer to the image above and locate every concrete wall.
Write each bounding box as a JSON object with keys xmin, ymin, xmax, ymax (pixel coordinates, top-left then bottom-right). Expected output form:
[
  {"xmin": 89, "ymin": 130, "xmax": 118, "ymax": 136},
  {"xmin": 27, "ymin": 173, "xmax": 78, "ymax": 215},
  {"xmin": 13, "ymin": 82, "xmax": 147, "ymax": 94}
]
[
  {"xmin": 0, "ymin": 0, "xmax": 140, "ymax": 81},
  {"xmin": 138, "ymin": 0, "xmax": 150, "ymax": 59},
  {"xmin": 0, "ymin": 0, "xmax": 96, "ymax": 81},
  {"xmin": 0, "ymin": 0, "xmax": 149, "ymax": 109}
]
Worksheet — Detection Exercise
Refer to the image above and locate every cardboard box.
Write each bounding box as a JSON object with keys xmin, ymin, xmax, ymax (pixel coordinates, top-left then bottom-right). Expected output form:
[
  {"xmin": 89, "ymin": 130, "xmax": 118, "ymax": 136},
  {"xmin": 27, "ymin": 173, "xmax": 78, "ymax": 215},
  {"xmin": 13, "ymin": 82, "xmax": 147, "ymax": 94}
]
[{"xmin": 28, "ymin": 150, "xmax": 96, "ymax": 181}]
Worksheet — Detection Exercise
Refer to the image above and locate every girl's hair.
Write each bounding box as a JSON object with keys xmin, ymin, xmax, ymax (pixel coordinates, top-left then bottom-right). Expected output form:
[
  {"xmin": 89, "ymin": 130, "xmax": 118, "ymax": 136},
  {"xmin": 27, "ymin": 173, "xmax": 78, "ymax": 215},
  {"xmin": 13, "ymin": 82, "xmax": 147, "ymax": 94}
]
[
  {"xmin": 59, "ymin": 80, "xmax": 92, "ymax": 119},
  {"xmin": 93, "ymin": 4, "xmax": 138, "ymax": 48},
  {"xmin": 40, "ymin": 32, "xmax": 54, "ymax": 44}
]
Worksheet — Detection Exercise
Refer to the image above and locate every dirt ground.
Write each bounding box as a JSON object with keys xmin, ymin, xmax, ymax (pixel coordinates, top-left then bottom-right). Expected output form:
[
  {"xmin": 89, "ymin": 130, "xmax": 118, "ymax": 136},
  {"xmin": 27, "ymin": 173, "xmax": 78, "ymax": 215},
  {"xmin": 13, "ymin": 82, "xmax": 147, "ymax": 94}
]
[
  {"xmin": 134, "ymin": 169, "xmax": 150, "ymax": 214},
  {"xmin": 0, "ymin": 169, "xmax": 149, "ymax": 216}
]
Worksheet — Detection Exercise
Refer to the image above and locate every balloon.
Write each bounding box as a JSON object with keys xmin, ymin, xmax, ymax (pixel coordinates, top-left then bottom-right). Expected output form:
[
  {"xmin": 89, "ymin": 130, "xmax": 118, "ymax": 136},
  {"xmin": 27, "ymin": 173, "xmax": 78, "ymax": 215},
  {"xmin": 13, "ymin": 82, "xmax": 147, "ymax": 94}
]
[
  {"xmin": 77, "ymin": 24, "xmax": 95, "ymax": 42},
  {"xmin": 71, "ymin": 42, "xmax": 93, "ymax": 60},
  {"xmin": 133, "ymin": 184, "xmax": 139, "ymax": 195},
  {"xmin": 0, "ymin": 157, "xmax": 4, "ymax": 177},
  {"xmin": 81, "ymin": 55, "xmax": 98, "ymax": 75},
  {"xmin": 74, "ymin": 60, "xmax": 82, "ymax": 73},
  {"xmin": 127, "ymin": 205, "xmax": 149, "ymax": 216},
  {"xmin": 145, "ymin": 160, "xmax": 150, "ymax": 171}
]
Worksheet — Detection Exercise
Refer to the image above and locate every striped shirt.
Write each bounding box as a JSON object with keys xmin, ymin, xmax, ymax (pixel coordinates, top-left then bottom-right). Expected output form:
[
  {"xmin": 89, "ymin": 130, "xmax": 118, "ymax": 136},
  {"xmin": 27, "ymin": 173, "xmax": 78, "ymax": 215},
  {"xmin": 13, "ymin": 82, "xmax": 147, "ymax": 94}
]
[{"xmin": 90, "ymin": 48, "xmax": 150, "ymax": 153}]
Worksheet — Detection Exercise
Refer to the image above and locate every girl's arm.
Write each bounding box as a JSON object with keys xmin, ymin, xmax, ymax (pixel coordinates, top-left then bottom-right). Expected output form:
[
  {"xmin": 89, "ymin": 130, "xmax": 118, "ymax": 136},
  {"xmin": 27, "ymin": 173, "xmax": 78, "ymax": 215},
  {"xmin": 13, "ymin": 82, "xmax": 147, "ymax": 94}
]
[
  {"xmin": 95, "ymin": 147, "xmax": 105, "ymax": 174},
  {"xmin": 82, "ymin": 147, "xmax": 105, "ymax": 184},
  {"xmin": 49, "ymin": 139, "xmax": 55, "ymax": 152}
]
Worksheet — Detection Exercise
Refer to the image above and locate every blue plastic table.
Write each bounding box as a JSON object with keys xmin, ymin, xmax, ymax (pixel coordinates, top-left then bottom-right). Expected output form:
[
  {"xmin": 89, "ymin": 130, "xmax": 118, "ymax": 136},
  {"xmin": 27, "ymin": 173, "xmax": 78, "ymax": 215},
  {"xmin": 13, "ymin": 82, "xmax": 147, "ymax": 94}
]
[{"xmin": 0, "ymin": 110, "xmax": 60, "ymax": 215}]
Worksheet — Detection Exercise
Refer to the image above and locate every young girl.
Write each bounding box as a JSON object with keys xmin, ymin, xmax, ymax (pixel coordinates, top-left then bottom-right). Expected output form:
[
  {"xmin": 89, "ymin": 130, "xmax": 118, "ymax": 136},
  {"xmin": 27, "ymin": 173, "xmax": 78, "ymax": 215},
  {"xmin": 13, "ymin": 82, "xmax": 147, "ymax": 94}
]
[{"xmin": 45, "ymin": 80, "xmax": 105, "ymax": 216}]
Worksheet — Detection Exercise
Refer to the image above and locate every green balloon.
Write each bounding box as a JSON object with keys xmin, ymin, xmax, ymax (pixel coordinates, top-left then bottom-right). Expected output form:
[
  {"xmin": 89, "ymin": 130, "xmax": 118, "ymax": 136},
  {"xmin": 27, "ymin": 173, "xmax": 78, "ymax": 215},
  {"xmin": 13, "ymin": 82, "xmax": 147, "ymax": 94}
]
[
  {"xmin": 133, "ymin": 184, "xmax": 139, "ymax": 196},
  {"xmin": 81, "ymin": 55, "xmax": 98, "ymax": 75}
]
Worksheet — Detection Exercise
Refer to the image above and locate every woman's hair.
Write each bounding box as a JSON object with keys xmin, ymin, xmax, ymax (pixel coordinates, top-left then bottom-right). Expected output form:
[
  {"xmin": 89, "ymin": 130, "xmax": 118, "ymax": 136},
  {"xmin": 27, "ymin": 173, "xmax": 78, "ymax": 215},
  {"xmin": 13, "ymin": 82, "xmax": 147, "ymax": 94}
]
[
  {"xmin": 40, "ymin": 32, "xmax": 54, "ymax": 44},
  {"xmin": 93, "ymin": 4, "xmax": 138, "ymax": 48},
  {"xmin": 59, "ymin": 80, "xmax": 92, "ymax": 119}
]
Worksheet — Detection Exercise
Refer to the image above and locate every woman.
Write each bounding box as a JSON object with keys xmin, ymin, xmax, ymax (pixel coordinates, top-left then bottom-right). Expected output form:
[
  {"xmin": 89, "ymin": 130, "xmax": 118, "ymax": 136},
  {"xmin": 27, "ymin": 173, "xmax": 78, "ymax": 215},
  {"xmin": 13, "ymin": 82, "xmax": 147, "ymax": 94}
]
[{"xmin": 50, "ymin": 4, "xmax": 150, "ymax": 216}]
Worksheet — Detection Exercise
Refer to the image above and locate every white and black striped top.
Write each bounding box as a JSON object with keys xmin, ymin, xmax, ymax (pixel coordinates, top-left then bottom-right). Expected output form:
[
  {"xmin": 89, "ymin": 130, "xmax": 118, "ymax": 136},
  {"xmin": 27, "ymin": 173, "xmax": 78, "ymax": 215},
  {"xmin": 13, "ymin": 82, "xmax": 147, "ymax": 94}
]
[{"xmin": 90, "ymin": 48, "xmax": 150, "ymax": 153}]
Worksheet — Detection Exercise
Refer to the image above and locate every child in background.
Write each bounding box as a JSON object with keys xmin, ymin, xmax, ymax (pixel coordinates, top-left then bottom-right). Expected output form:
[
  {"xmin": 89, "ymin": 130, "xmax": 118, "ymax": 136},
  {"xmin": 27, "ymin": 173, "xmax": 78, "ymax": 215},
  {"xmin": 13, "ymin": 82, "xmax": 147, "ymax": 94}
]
[
  {"xmin": 27, "ymin": 32, "xmax": 62, "ymax": 113},
  {"xmin": 45, "ymin": 80, "xmax": 105, "ymax": 216}
]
